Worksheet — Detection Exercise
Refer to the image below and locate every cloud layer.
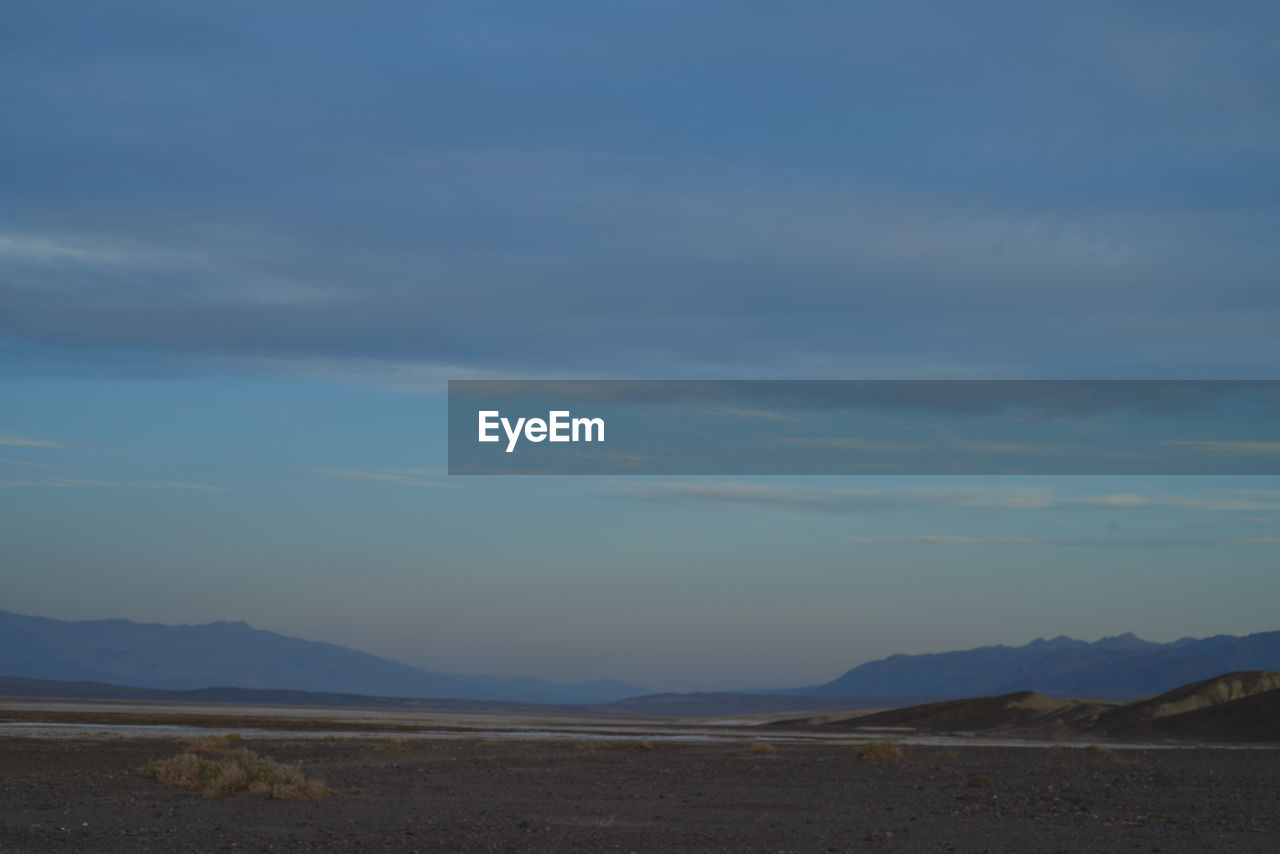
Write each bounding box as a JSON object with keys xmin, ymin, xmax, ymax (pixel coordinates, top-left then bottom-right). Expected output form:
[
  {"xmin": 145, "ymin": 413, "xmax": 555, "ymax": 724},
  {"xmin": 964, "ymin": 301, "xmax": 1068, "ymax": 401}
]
[{"xmin": 2, "ymin": 2, "xmax": 1277, "ymax": 381}]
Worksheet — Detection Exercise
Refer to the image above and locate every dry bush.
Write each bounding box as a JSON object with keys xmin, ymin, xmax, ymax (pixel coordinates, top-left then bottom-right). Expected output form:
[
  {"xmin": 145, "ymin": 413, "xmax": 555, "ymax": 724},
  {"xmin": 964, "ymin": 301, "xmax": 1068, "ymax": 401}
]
[
  {"xmin": 966, "ymin": 775, "xmax": 994, "ymax": 788},
  {"xmin": 634, "ymin": 740, "xmax": 655, "ymax": 751},
  {"xmin": 205, "ymin": 762, "xmax": 250, "ymax": 798},
  {"xmin": 748, "ymin": 741, "xmax": 777, "ymax": 755},
  {"xmin": 141, "ymin": 746, "xmax": 336, "ymax": 800},
  {"xmin": 854, "ymin": 740, "xmax": 905, "ymax": 763},
  {"xmin": 142, "ymin": 753, "xmax": 220, "ymax": 790}
]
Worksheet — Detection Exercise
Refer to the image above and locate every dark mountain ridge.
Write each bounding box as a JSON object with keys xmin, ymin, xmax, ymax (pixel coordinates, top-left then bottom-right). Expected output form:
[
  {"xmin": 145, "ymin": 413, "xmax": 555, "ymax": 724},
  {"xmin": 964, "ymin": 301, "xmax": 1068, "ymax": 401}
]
[
  {"xmin": 6, "ymin": 609, "xmax": 1278, "ymax": 710},
  {"xmin": 795, "ymin": 630, "xmax": 1280, "ymax": 701},
  {"xmin": 0, "ymin": 611, "xmax": 645, "ymax": 705}
]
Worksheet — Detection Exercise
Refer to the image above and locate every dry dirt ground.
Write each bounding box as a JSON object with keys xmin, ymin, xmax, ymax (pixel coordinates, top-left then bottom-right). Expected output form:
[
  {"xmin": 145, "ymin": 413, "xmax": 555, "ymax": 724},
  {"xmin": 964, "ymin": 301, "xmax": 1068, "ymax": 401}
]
[{"xmin": 1, "ymin": 736, "xmax": 1277, "ymax": 853}]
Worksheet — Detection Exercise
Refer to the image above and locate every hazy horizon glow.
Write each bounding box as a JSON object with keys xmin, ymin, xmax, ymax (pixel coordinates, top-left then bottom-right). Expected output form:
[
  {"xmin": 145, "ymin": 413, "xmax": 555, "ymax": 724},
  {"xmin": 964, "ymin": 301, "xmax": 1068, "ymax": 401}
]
[{"xmin": 3, "ymin": 2, "xmax": 1278, "ymax": 692}]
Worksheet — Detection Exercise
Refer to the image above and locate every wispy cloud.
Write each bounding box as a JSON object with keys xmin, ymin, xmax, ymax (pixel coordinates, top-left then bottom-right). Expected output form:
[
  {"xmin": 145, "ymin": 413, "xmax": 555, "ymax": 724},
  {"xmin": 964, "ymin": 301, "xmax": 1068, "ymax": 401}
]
[
  {"xmin": 950, "ymin": 440, "xmax": 1049, "ymax": 455},
  {"xmin": 1164, "ymin": 440, "xmax": 1280, "ymax": 455},
  {"xmin": 1074, "ymin": 493, "xmax": 1149, "ymax": 507},
  {"xmin": 0, "ymin": 478, "xmax": 225, "ymax": 492},
  {"xmin": 316, "ymin": 467, "xmax": 449, "ymax": 488},
  {"xmin": 0, "ymin": 457, "xmax": 53, "ymax": 468},
  {"xmin": 607, "ymin": 481, "xmax": 898, "ymax": 512},
  {"xmin": 609, "ymin": 482, "xmax": 1280, "ymax": 514},
  {"xmin": 0, "ymin": 230, "xmax": 191, "ymax": 269},
  {"xmin": 910, "ymin": 486, "xmax": 1056, "ymax": 509},
  {"xmin": 1073, "ymin": 492, "xmax": 1280, "ymax": 512},
  {"xmin": 0, "ymin": 433, "xmax": 65, "ymax": 448},
  {"xmin": 779, "ymin": 437, "xmax": 916, "ymax": 452},
  {"xmin": 849, "ymin": 534, "xmax": 1280, "ymax": 548},
  {"xmin": 718, "ymin": 407, "xmax": 803, "ymax": 422},
  {"xmin": 160, "ymin": 482, "xmax": 227, "ymax": 493}
]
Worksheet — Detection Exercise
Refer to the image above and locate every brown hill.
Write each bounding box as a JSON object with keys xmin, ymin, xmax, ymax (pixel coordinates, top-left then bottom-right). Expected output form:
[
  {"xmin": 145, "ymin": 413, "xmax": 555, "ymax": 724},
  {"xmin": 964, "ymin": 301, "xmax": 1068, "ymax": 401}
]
[
  {"xmin": 812, "ymin": 691, "xmax": 1113, "ymax": 733},
  {"xmin": 784, "ymin": 672, "xmax": 1280, "ymax": 743},
  {"xmin": 1093, "ymin": 671, "xmax": 1280, "ymax": 742}
]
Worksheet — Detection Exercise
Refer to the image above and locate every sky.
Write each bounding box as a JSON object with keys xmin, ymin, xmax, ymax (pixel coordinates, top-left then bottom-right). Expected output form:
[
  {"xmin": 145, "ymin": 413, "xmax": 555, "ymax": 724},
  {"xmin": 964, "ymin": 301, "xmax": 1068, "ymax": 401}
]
[{"xmin": 2, "ymin": 1, "xmax": 1279, "ymax": 692}]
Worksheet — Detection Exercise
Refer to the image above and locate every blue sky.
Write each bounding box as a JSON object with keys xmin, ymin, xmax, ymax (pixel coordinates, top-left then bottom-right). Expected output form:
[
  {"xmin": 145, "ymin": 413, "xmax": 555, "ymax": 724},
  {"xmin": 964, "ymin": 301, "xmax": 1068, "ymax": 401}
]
[{"xmin": 2, "ymin": 2, "xmax": 1278, "ymax": 691}]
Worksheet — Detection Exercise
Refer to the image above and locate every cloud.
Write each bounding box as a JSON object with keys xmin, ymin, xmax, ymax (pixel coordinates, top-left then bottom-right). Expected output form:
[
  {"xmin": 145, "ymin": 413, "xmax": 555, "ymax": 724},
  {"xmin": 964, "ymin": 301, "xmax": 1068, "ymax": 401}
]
[
  {"xmin": 909, "ymin": 486, "xmax": 1057, "ymax": 510},
  {"xmin": 0, "ymin": 230, "xmax": 193, "ymax": 269},
  {"xmin": 1164, "ymin": 440, "xmax": 1280, "ymax": 455},
  {"xmin": 1145, "ymin": 494, "xmax": 1280, "ymax": 512},
  {"xmin": 849, "ymin": 535, "xmax": 1280, "ymax": 548},
  {"xmin": 1, "ymin": 3, "xmax": 1277, "ymax": 383},
  {"xmin": 610, "ymin": 482, "xmax": 1056, "ymax": 513},
  {"xmin": 1068, "ymin": 491, "xmax": 1280, "ymax": 512},
  {"xmin": 950, "ymin": 440, "xmax": 1049, "ymax": 455},
  {"xmin": 779, "ymin": 437, "xmax": 916, "ymax": 452},
  {"xmin": 0, "ymin": 478, "xmax": 225, "ymax": 492},
  {"xmin": 717, "ymin": 408, "xmax": 803, "ymax": 423},
  {"xmin": 316, "ymin": 467, "xmax": 449, "ymax": 488},
  {"xmin": 0, "ymin": 434, "xmax": 65, "ymax": 448},
  {"xmin": 608, "ymin": 482, "xmax": 1280, "ymax": 514},
  {"xmin": 0, "ymin": 457, "xmax": 53, "ymax": 468},
  {"xmin": 607, "ymin": 481, "xmax": 898, "ymax": 513},
  {"xmin": 1076, "ymin": 493, "xmax": 1148, "ymax": 507},
  {"xmin": 160, "ymin": 482, "xmax": 227, "ymax": 493}
]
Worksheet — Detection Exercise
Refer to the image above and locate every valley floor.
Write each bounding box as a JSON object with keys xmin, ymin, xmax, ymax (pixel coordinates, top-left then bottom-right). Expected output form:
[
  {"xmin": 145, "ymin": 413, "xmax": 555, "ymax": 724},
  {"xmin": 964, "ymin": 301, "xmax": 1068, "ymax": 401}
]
[{"xmin": 1, "ymin": 731, "xmax": 1276, "ymax": 853}]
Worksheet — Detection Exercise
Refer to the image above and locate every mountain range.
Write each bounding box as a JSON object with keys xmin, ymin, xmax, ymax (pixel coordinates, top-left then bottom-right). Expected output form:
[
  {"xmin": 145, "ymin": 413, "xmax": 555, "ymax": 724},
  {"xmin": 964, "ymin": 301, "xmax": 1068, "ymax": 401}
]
[
  {"xmin": 794, "ymin": 630, "xmax": 1280, "ymax": 701},
  {"xmin": 3, "ymin": 610, "xmax": 1279, "ymax": 706},
  {"xmin": 0, "ymin": 611, "xmax": 645, "ymax": 705}
]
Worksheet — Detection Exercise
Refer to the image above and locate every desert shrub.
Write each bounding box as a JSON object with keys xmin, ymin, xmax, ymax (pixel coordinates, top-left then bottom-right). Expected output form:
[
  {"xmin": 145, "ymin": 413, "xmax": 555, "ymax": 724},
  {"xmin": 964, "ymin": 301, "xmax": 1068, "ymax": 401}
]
[
  {"xmin": 142, "ymin": 753, "xmax": 221, "ymax": 789},
  {"xmin": 748, "ymin": 741, "xmax": 777, "ymax": 755},
  {"xmin": 966, "ymin": 775, "xmax": 994, "ymax": 788},
  {"xmin": 634, "ymin": 740, "xmax": 655, "ymax": 751},
  {"xmin": 205, "ymin": 762, "xmax": 250, "ymax": 798},
  {"xmin": 140, "ymin": 746, "xmax": 335, "ymax": 800},
  {"xmin": 854, "ymin": 740, "xmax": 904, "ymax": 763}
]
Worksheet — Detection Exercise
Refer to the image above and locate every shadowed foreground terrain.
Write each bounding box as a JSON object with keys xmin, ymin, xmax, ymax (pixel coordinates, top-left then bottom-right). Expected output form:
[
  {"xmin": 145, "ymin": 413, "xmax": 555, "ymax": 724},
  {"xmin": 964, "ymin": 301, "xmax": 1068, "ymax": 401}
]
[{"xmin": 2, "ymin": 735, "xmax": 1277, "ymax": 853}]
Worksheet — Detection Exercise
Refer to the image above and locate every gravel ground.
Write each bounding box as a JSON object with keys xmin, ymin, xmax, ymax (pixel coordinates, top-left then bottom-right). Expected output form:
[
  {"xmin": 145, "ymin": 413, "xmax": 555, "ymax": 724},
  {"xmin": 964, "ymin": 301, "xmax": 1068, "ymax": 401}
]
[{"xmin": 1, "ymin": 736, "xmax": 1277, "ymax": 853}]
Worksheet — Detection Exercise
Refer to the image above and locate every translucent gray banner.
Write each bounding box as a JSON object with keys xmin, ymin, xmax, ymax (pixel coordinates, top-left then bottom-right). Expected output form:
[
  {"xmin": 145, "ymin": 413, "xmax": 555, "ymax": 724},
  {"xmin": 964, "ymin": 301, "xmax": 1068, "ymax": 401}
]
[{"xmin": 447, "ymin": 380, "xmax": 1280, "ymax": 475}]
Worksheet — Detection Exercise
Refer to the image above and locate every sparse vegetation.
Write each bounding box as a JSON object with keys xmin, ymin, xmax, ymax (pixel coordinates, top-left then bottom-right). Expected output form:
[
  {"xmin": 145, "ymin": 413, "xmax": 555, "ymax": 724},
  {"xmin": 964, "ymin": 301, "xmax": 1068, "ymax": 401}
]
[
  {"xmin": 748, "ymin": 741, "xmax": 777, "ymax": 755},
  {"xmin": 853, "ymin": 740, "xmax": 905, "ymax": 763},
  {"xmin": 966, "ymin": 775, "xmax": 994, "ymax": 788},
  {"xmin": 141, "ymin": 746, "xmax": 336, "ymax": 800}
]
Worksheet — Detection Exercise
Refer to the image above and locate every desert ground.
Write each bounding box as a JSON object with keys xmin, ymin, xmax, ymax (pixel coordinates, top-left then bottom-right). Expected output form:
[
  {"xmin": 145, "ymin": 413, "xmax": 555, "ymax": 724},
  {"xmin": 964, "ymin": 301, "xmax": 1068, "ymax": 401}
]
[{"xmin": 2, "ymin": 702, "xmax": 1277, "ymax": 853}]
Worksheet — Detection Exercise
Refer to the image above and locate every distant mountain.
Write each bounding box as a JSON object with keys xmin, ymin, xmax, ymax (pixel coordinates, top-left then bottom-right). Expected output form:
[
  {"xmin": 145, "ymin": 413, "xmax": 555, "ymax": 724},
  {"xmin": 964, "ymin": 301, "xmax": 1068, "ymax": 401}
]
[
  {"xmin": 608, "ymin": 692, "xmax": 913, "ymax": 717},
  {"xmin": 0, "ymin": 675, "xmax": 634, "ymax": 715},
  {"xmin": 0, "ymin": 676, "xmax": 876, "ymax": 718},
  {"xmin": 0, "ymin": 611, "xmax": 646, "ymax": 704},
  {"xmin": 793, "ymin": 631, "xmax": 1280, "ymax": 701}
]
